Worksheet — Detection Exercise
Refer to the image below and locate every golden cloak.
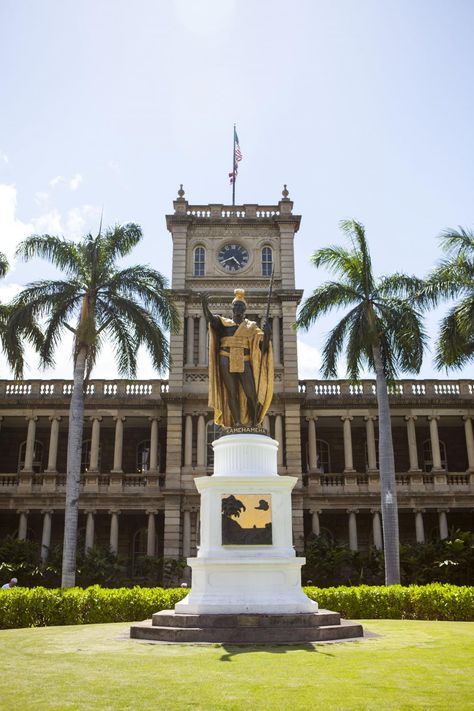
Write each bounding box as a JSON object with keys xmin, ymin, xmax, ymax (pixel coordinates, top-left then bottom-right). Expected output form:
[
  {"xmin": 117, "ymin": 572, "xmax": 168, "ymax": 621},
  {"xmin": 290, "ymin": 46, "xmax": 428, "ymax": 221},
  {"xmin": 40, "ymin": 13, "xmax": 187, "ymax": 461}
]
[{"xmin": 208, "ymin": 317, "xmax": 274, "ymax": 427}]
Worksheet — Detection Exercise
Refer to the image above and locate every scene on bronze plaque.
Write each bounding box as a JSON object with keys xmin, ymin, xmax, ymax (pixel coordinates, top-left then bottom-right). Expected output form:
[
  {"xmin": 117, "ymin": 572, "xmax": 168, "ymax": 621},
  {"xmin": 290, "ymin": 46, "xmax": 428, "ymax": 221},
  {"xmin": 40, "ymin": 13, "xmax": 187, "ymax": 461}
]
[{"xmin": 221, "ymin": 494, "xmax": 272, "ymax": 545}]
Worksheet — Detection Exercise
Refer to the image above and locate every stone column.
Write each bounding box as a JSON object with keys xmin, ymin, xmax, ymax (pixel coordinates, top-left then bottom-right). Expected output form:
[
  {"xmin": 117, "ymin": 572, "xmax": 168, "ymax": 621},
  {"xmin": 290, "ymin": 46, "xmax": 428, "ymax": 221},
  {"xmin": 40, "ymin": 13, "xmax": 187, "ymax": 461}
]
[
  {"xmin": 311, "ymin": 509, "xmax": 321, "ymax": 536},
  {"xmin": 183, "ymin": 509, "xmax": 191, "ymax": 558},
  {"xmin": 41, "ymin": 510, "xmax": 52, "ymax": 562},
  {"xmin": 438, "ymin": 510, "xmax": 448, "ymax": 540},
  {"xmin": 197, "ymin": 415, "xmax": 206, "ymax": 467},
  {"xmin": 85, "ymin": 511, "xmax": 95, "ymax": 552},
  {"xmin": 112, "ymin": 416, "xmax": 125, "ymax": 473},
  {"xmin": 184, "ymin": 415, "xmax": 193, "ymax": 466},
  {"xmin": 341, "ymin": 416, "xmax": 355, "ymax": 472},
  {"xmin": 405, "ymin": 415, "xmax": 420, "ymax": 471},
  {"xmin": 415, "ymin": 510, "xmax": 425, "ymax": 544},
  {"xmin": 198, "ymin": 316, "xmax": 208, "ymax": 366},
  {"xmin": 17, "ymin": 510, "xmax": 28, "ymax": 540},
  {"xmin": 275, "ymin": 415, "xmax": 284, "ymax": 467},
  {"xmin": 146, "ymin": 511, "xmax": 156, "ymax": 556},
  {"xmin": 46, "ymin": 416, "xmax": 61, "ymax": 472},
  {"xmin": 463, "ymin": 416, "xmax": 474, "ymax": 471},
  {"xmin": 272, "ymin": 316, "xmax": 281, "ymax": 365},
  {"xmin": 348, "ymin": 510, "xmax": 358, "ymax": 551},
  {"xmin": 109, "ymin": 510, "xmax": 120, "ymax": 554},
  {"xmin": 428, "ymin": 415, "xmax": 442, "ymax": 470},
  {"xmin": 365, "ymin": 416, "xmax": 377, "ymax": 470},
  {"xmin": 186, "ymin": 315, "xmax": 194, "ymax": 366},
  {"xmin": 89, "ymin": 416, "xmax": 102, "ymax": 471},
  {"xmin": 23, "ymin": 415, "xmax": 38, "ymax": 471},
  {"xmin": 307, "ymin": 416, "xmax": 318, "ymax": 471},
  {"xmin": 372, "ymin": 510, "xmax": 382, "ymax": 550},
  {"xmin": 149, "ymin": 417, "xmax": 160, "ymax": 472},
  {"xmin": 263, "ymin": 415, "xmax": 270, "ymax": 432}
]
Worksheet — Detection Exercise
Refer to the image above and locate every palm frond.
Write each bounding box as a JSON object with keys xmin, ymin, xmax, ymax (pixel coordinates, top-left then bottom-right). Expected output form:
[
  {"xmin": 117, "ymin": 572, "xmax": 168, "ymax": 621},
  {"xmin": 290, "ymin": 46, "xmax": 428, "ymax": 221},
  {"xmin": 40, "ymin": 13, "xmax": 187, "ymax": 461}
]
[
  {"xmin": 439, "ymin": 227, "xmax": 474, "ymax": 257},
  {"xmin": 320, "ymin": 306, "xmax": 361, "ymax": 378},
  {"xmin": 435, "ymin": 301, "xmax": 474, "ymax": 370},
  {"xmin": 339, "ymin": 219, "xmax": 375, "ymax": 298},
  {"xmin": 0, "ymin": 251, "xmax": 9, "ymax": 278},
  {"xmin": 295, "ymin": 282, "xmax": 359, "ymax": 331},
  {"xmin": 101, "ymin": 224, "xmax": 143, "ymax": 265},
  {"xmin": 16, "ymin": 235, "xmax": 82, "ymax": 274}
]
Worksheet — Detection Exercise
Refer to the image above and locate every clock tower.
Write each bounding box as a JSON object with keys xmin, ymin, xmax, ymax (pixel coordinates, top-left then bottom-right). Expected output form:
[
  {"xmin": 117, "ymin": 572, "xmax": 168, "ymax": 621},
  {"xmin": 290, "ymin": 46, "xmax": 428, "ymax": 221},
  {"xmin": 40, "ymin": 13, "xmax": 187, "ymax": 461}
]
[{"xmin": 163, "ymin": 186, "xmax": 304, "ymax": 558}]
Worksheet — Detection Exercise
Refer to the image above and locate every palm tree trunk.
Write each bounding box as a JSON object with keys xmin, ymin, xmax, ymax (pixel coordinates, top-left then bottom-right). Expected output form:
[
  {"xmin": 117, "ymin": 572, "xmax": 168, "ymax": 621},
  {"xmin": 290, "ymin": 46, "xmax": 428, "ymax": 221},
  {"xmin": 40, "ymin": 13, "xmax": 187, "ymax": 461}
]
[
  {"xmin": 372, "ymin": 344, "xmax": 401, "ymax": 585},
  {"xmin": 61, "ymin": 346, "xmax": 87, "ymax": 587}
]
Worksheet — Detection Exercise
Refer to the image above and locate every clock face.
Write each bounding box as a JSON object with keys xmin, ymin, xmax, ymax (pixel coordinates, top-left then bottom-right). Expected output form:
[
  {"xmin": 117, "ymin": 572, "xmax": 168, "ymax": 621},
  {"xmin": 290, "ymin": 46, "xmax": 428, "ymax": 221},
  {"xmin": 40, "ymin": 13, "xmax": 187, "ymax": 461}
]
[{"xmin": 217, "ymin": 243, "xmax": 249, "ymax": 272}]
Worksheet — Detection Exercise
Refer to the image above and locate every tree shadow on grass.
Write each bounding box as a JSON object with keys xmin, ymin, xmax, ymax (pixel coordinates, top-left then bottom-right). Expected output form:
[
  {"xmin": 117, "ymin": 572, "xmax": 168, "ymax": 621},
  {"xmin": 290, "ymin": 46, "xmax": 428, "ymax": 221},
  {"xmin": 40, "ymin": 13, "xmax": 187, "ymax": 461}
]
[{"xmin": 219, "ymin": 644, "xmax": 335, "ymax": 662}]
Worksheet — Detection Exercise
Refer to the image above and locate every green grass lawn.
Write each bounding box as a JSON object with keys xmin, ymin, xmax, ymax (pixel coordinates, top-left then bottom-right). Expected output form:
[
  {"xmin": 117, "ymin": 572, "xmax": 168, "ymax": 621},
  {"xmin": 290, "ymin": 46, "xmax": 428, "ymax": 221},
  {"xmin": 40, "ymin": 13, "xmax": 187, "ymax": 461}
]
[{"xmin": 1, "ymin": 620, "xmax": 473, "ymax": 710}]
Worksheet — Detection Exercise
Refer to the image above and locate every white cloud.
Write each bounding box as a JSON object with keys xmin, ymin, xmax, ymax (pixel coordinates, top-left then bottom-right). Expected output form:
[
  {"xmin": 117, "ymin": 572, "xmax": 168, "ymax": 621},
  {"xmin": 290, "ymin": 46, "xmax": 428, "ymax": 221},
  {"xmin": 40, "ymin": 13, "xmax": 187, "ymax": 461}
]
[
  {"xmin": 49, "ymin": 175, "xmax": 64, "ymax": 188},
  {"xmin": 69, "ymin": 173, "xmax": 83, "ymax": 191},
  {"xmin": 34, "ymin": 191, "xmax": 49, "ymax": 207},
  {"xmin": 0, "ymin": 184, "xmax": 33, "ymax": 264},
  {"xmin": 0, "ymin": 282, "xmax": 22, "ymax": 303},
  {"xmin": 48, "ymin": 173, "xmax": 83, "ymax": 191},
  {"xmin": 31, "ymin": 208, "xmax": 63, "ymax": 234},
  {"xmin": 297, "ymin": 339, "xmax": 322, "ymax": 379}
]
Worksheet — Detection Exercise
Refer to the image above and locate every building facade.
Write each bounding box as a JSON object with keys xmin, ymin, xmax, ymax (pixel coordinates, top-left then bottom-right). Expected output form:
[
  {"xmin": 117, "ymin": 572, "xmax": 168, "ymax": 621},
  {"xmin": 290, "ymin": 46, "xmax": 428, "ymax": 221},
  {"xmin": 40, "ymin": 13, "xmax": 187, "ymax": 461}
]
[{"xmin": 0, "ymin": 188, "xmax": 473, "ymax": 568}]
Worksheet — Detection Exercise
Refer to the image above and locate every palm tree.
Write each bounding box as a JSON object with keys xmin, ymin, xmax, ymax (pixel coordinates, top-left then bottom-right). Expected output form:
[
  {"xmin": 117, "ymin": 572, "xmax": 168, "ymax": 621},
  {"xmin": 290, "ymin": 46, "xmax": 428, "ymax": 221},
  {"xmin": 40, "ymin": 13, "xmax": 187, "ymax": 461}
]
[
  {"xmin": 296, "ymin": 220, "xmax": 426, "ymax": 585},
  {"xmin": 12, "ymin": 224, "xmax": 180, "ymax": 587},
  {"xmin": 421, "ymin": 228, "xmax": 474, "ymax": 370},
  {"xmin": 0, "ymin": 250, "xmax": 42, "ymax": 378}
]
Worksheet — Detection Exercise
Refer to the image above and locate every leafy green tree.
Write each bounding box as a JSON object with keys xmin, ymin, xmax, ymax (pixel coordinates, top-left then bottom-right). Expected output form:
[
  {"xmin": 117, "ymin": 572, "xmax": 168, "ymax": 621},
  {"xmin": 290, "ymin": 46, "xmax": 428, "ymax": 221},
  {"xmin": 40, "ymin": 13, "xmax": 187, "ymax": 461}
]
[
  {"xmin": 421, "ymin": 228, "xmax": 474, "ymax": 369},
  {"xmin": 296, "ymin": 220, "xmax": 426, "ymax": 585},
  {"xmin": 0, "ymin": 250, "xmax": 42, "ymax": 377},
  {"xmin": 12, "ymin": 224, "xmax": 179, "ymax": 587}
]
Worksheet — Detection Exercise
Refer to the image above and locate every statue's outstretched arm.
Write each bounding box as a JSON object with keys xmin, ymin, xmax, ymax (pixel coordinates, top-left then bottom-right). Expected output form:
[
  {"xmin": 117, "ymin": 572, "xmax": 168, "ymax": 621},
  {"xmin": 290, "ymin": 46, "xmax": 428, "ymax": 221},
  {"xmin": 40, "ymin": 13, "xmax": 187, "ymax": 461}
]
[{"xmin": 199, "ymin": 292, "xmax": 221, "ymax": 330}]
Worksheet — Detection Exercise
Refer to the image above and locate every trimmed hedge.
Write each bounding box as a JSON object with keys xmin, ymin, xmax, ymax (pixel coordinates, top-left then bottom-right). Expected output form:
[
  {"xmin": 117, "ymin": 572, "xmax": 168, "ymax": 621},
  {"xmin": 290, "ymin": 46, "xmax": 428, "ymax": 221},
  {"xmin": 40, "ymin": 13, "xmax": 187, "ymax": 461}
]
[
  {"xmin": 0, "ymin": 585, "xmax": 189, "ymax": 629},
  {"xmin": 0, "ymin": 583, "xmax": 472, "ymax": 629},
  {"xmin": 304, "ymin": 584, "xmax": 474, "ymax": 621}
]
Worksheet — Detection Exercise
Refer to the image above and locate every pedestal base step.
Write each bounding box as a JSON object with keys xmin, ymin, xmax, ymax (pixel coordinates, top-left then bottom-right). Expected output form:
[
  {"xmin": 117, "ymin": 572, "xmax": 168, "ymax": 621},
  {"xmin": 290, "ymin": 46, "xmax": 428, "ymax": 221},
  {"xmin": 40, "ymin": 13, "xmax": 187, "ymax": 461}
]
[{"xmin": 130, "ymin": 609, "xmax": 364, "ymax": 644}]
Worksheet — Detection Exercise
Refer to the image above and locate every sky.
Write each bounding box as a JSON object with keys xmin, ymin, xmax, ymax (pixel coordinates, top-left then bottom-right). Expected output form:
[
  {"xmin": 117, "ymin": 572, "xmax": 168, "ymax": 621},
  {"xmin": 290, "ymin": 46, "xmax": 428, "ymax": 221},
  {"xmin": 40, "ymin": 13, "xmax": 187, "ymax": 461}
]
[{"xmin": 1, "ymin": 0, "xmax": 473, "ymax": 382}]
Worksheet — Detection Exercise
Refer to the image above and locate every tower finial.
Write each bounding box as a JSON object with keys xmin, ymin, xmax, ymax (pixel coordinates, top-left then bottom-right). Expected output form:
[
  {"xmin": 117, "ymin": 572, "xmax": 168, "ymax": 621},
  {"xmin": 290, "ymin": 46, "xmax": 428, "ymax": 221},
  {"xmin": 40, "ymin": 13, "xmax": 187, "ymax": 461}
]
[
  {"xmin": 177, "ymin": 184, "xmax": 185, "ymax": 199},
  {"xmin": 282, "ymin": 184, "xmax": 289, "ymax": 199}
]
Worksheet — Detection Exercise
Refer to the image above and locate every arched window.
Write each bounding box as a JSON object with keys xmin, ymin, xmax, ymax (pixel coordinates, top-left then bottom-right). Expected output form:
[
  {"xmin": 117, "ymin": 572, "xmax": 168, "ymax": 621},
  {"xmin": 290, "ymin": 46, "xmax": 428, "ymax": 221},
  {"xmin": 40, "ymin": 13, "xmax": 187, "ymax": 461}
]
[
  {"xmin": 261, "ymin": 246, "xmax": 273, "ymax": 276},
  {"xmin": 81, "ymin": 439, "xmax": 102, "ymax": 472},
  {"xmin": 18, "ymin": 440, "xmax": 43, "ymax": 473},
  {"xmin": 206, "ymin": 422, "xmax": 222, "ymax": 468},
  {"xmin": 423, "ymin": 439, "xmax": 448, "ymax": 472},
  {"xmin": 136, "ymin": 439, "xmax": 159, "ymax": 473},
  {"xmin": 194, "ymin": 246, "xmax": 205, "ymax": 276}
]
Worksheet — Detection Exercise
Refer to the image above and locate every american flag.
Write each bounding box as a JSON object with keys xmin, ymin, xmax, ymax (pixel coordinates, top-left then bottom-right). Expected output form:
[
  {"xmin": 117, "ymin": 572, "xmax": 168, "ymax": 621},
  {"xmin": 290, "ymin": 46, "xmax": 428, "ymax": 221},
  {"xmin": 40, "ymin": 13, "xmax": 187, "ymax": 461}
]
[{"xmin": 229, "ymin": 127, "xmax": 243, "ymax": 184}]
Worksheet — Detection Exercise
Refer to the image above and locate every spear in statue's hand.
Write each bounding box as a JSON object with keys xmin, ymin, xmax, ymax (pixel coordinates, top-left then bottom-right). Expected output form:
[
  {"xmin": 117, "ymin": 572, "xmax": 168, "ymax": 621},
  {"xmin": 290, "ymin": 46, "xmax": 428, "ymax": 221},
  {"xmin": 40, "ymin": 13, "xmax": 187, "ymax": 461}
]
[{"xmin": 254, "ymin": 265, "xmax": 275, "ymax": 426}]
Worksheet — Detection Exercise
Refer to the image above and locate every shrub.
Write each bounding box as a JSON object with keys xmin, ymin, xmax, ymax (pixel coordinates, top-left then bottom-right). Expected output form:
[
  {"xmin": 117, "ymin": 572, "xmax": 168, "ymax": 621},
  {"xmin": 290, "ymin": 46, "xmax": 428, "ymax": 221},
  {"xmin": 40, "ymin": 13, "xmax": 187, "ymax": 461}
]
[
  {"xmin": 0, "ymin": 583, "xmax": 472, "ymax": 629},
  {"xmin": 303, "ymin": 530, "xmax": 474, "ymax": 587},
  {"xmin": 304, "ymin": 583, "xmax": 474, "ymax": 621},
  {"xmin": 0, "ymin": 585, "xmax": 190, "ymax": 629}
]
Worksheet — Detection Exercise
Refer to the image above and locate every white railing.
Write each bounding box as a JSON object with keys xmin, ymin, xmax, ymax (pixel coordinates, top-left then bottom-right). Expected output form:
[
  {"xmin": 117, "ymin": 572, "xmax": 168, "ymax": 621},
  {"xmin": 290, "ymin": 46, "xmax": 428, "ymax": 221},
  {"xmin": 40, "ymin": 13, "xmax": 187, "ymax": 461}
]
[
  {"xmin": 0, "ymin": 380, "xmax": 169, "ymax": 400},
  {"xmin": 299, "ymin": 379, "xmax": 474, "ymax": 399},
  {"xmin": 185, "ymin": 205, "xmax": 281, "ymax": 219}
]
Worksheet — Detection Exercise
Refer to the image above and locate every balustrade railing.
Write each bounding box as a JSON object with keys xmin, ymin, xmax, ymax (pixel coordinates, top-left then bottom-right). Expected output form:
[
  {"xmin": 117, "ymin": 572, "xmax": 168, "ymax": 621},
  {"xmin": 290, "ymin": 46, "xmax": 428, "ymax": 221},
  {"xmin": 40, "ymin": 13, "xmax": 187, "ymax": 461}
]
[
  {"xmin": 299, "ymin": 379, "xmax": 474, "ymax": 399},
  {"xmin": 0, "ymin": 379, "xmax": 169, "ymax": 400},
  {"xmin": 184, "ymin": 204, "xmax": 280, "ymax": 219}
]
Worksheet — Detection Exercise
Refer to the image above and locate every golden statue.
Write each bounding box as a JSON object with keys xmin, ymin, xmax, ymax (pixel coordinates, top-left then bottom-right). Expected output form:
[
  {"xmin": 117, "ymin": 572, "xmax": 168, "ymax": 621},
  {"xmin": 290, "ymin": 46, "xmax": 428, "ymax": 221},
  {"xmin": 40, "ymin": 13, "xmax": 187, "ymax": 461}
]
[{"xmin": 201, "ymin": 289, "xmax": 274, "ymax": 428}]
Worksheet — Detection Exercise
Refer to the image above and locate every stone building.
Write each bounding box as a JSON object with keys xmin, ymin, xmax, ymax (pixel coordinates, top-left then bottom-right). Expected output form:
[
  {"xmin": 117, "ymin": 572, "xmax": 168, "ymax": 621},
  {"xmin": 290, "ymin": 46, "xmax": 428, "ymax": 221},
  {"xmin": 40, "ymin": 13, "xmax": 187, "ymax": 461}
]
[{"xmin": 0, "ymin": 188, "xmax": 473, "ymax": 569}]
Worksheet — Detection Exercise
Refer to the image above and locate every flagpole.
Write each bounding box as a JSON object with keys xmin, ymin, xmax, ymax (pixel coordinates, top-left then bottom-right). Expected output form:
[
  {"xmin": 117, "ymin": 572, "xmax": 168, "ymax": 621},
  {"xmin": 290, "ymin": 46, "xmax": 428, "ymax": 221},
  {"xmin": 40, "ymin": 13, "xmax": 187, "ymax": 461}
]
[{"xmin": 232, "ymin": 124, "xmax": 236, "ymax": 206}]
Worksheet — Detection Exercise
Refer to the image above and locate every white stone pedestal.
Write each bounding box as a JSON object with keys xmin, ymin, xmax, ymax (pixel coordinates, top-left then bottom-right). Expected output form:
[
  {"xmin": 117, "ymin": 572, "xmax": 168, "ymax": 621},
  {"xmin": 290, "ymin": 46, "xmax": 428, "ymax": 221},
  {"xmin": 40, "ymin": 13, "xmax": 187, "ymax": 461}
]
[{"xmin": 175, "ymin": 434, "xmax": 317, "ymax": 614}]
